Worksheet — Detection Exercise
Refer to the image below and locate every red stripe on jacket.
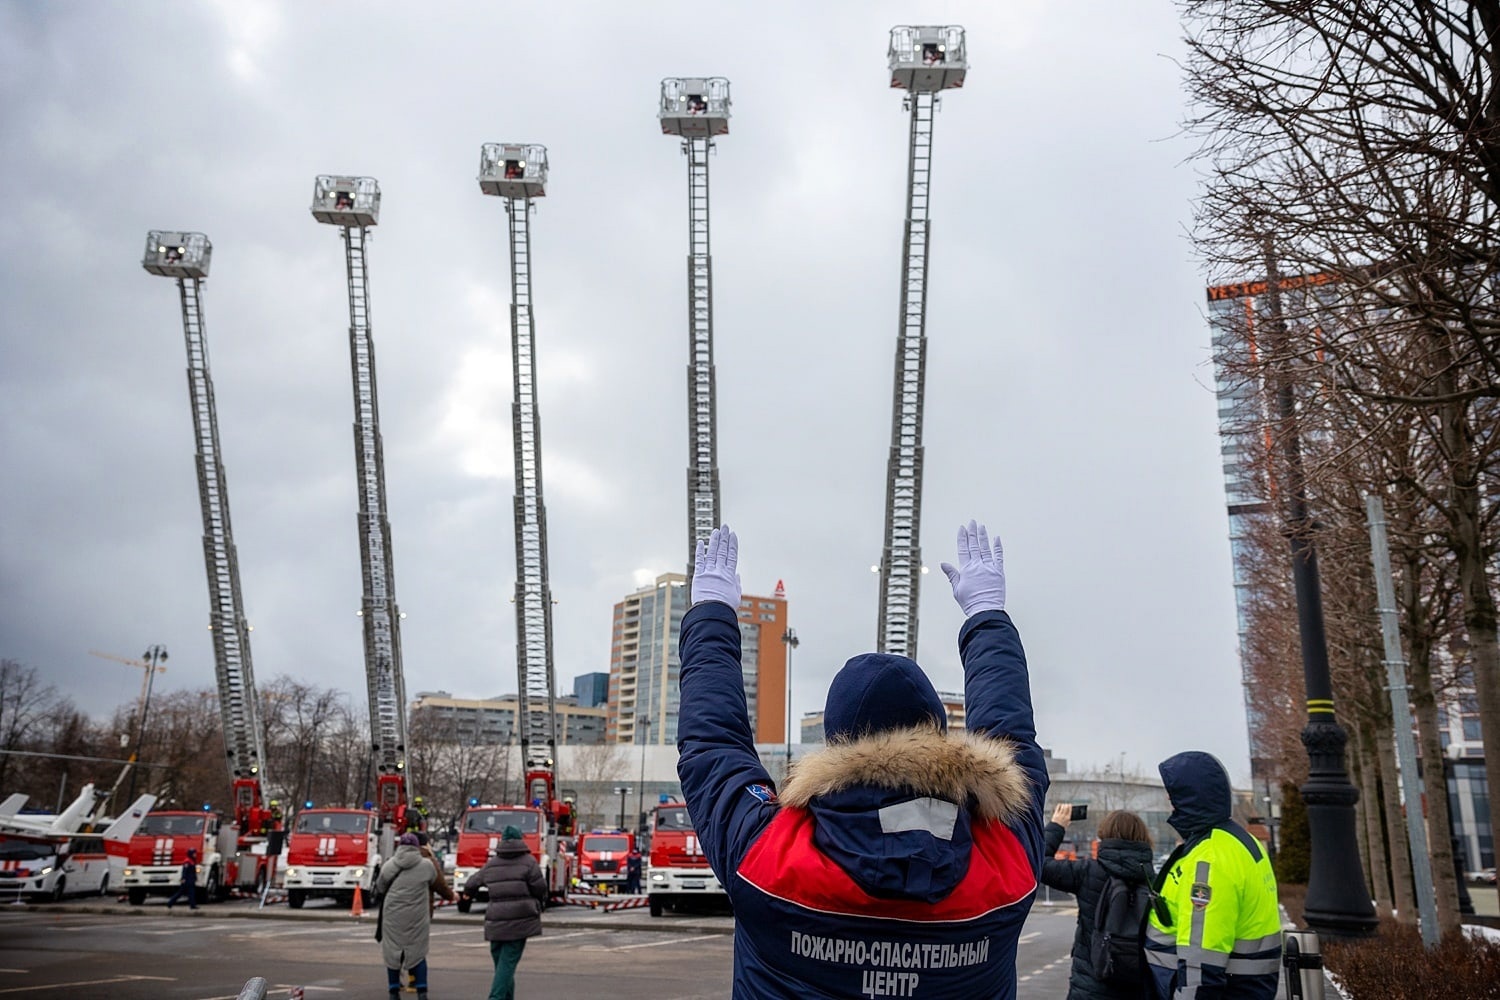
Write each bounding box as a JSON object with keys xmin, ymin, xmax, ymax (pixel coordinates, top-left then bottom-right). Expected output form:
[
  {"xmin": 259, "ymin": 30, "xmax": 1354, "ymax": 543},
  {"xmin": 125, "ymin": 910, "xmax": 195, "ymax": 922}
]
[{"xmin": 737, "ymin": 806, "xmax": 1036, "ymax": 922}]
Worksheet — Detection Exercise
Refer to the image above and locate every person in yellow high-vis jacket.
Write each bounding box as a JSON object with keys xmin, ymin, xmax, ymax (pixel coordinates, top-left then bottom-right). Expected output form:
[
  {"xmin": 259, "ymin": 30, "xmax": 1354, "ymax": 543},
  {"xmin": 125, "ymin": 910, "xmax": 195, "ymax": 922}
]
[{"xmin": 1144, "ymin": 751, "xmax": 1281, "ymax": 999}]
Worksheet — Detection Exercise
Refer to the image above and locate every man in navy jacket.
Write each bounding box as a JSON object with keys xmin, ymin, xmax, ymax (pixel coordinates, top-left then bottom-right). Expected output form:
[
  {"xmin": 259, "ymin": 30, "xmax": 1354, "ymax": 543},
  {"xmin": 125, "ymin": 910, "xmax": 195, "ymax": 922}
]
[{"xmin": 677, "ymin": 520, "xmax": 1047, "ymax": 998}]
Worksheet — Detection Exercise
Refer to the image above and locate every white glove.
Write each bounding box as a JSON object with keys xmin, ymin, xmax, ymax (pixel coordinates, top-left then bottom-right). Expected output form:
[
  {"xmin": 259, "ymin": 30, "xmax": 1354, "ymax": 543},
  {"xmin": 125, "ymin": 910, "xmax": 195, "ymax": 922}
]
[
  {"xmin": 939, "ymin": 520, "xmax": 1006, "ymax": 617},
  {"xmin": 690, "ymin": 524, "xmax": 742, "ymax": 608}
]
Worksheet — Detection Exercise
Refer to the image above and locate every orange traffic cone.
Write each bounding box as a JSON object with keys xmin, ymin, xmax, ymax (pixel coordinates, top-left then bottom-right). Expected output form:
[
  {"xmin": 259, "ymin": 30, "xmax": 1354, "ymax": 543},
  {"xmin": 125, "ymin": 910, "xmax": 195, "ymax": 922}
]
[{"xmin": 350, "ymin": 888, "xmax": 364, "ymax": 918}]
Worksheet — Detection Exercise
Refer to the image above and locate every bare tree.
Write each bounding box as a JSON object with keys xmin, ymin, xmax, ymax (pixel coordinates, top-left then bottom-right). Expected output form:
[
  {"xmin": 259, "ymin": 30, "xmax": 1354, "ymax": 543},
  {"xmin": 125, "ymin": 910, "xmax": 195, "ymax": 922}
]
[
  {"xmin": 0, "ymin": 659, "xmax": 61, "ymax": 790},
  {"xmin": 568, "ymin": 743, "xmax": 630, "ymax": 831},
  {"xmin": 1183, "ymin": 0, "xmax": 1500, "ymax": 917}
]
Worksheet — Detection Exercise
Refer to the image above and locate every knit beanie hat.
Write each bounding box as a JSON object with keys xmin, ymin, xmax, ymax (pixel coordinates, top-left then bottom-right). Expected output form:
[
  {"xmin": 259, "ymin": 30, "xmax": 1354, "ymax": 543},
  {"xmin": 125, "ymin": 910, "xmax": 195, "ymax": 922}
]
[
  {"xmin": 823, "ymin": 652, "xmax": 947, "ymax": 742},
  {"xmin": 398, "ymin": 832, "xmax": 420, "ymax": 846},
  {"xmin": 502, "ymin": 825, "xmax": 524, "ymax": 841}
]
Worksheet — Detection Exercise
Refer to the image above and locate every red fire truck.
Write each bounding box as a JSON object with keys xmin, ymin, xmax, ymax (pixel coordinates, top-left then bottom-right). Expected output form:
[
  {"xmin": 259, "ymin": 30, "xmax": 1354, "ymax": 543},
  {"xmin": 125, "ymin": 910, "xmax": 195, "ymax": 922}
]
[
  {"xmin": 575, "ymin": 829, "xmax": 633, "ymax": 888},
  {"xmin": 282, "ymin": 806, "xmax": 386, "ymax": 908},
  {"xmin": 452, "ymin": 789, "xmax": 573, "ymax": 912},
  {"xmin": 121, "ymin": 797, "xmax": 274, "ymax": 905},
  {"xmin": 646, "ymin": 799, "xmax": 724, "ymax": 917}
]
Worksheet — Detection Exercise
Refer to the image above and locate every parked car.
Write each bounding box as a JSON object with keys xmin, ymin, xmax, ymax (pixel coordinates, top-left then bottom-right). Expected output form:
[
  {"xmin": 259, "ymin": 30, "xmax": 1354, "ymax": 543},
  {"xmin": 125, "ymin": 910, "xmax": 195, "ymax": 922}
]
[{"xmin": 1471, "ymin": 867, "xmax": 1496, "ymax": 885}]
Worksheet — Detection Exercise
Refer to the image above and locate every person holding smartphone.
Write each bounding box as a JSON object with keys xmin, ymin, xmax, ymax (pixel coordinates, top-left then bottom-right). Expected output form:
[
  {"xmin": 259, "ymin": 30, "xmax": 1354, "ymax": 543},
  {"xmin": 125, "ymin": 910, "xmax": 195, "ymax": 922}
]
[{"xmin": 1043, "ymin": 804, "xmax": 1157, "ymax": 999}]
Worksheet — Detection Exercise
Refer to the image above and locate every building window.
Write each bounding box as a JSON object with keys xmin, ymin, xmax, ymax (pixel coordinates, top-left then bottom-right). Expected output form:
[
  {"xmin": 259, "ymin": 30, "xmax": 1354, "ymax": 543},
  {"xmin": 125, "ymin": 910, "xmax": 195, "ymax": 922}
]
[
  {"xmin": 759, "ymin": 613, "xmax": 775, "ymax": 622},
  {"xmin": 759, "ymin": 601, "xmax": 776, "ymax": 610}
]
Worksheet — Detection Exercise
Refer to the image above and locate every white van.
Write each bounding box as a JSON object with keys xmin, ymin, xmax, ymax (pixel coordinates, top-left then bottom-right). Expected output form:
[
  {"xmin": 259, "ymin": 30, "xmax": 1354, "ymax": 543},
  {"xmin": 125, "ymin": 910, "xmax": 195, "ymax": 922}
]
[{"xmin": 0, "ymin": 833, "xmax": 112, "ymax": 901}]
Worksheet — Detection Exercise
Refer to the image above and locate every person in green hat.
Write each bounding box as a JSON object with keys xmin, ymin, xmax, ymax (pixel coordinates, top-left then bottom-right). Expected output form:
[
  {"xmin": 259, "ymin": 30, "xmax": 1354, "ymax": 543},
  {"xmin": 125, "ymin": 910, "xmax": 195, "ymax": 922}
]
[{"xmin": 464, "ymin": 825, "xmax": 546, "ymax": 1000}]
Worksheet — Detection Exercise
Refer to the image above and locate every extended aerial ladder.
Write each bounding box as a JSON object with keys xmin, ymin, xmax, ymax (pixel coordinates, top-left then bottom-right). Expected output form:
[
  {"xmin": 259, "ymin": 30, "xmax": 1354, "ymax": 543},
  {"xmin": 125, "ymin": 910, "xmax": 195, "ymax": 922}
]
[
  {"xmin": 310, "ymin": 177, "xmax": 414, "ymax": 832},
  {"xmin": 141, "ymin": 232, "xmax": 272, "ymax": 835},
  {"xmin": 874, "ymin": 27, "xmax": 967, "ymax": 657},
  {"xmin": 477, "ymin": 145, "xmax": 571, "ymax": 836},
  {"xmin": 659, "ymin": 78, "xmax": 732, "ymax": 578}
]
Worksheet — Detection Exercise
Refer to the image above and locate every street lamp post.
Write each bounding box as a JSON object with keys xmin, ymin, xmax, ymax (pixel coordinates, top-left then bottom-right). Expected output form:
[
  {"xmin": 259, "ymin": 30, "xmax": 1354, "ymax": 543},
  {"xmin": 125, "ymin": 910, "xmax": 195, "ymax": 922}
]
[
  {"xmin": 615, "ymin": 786, "xmax": 631, "ymax": 832},
  {"xmin": 636, "ymin": 717, "xmax": 652, "ymax": 838},
  {"xmin": 782, "ymin": 628, "xmax": 799, "ymax": 782},
  {"xmin": 1262, "ymin": 243, "xmax": 1376, "ymax": 938},
  {"xmin": 128, "ymin": 644, "xmax": 168, "ymax": 801}
]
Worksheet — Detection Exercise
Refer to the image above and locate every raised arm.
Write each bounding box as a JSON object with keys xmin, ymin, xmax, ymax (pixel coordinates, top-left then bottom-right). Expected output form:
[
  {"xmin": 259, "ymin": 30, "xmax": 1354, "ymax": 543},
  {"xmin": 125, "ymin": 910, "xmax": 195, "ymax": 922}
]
[
  {"xmin": 941, "ymin": 521, "xmax": 1049, "ymax": 861},
  {"xmin": 675, "ymin": 526, "xmax": 777, "ymax": 881}
]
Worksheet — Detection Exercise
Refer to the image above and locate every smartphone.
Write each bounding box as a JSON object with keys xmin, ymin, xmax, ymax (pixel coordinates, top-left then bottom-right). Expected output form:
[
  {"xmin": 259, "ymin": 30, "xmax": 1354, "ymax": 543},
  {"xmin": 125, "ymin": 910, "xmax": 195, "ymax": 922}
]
[{"xmin": 1071, "ymin": 803, "xmax": 1089, "ymax": 821}]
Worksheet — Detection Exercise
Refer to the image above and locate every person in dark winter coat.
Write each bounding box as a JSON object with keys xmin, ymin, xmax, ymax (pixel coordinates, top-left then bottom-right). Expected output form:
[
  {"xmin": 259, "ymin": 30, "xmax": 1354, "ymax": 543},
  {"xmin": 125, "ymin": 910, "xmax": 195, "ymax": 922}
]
[
  {"xmin": 625, "ymin": 847, "xmax": 643, "ymax": 894},
  {"xmin": 1042, "ymin": 804, "xmax": 1156, "ymax": 999},
  {"xmin": 166, "ymin": 848, "xmax": 199, "ymax": 910},
  {"xmin": 677, "ymin": 521, "xmax": 1048, "ymax": 999},
  {"xmin": 376, "ymin": 832, "xmax": 456, "ymax": 1000},
  {"xmin": 464, "ymin": 824, "xmax": 547, "ymax": 1000}
]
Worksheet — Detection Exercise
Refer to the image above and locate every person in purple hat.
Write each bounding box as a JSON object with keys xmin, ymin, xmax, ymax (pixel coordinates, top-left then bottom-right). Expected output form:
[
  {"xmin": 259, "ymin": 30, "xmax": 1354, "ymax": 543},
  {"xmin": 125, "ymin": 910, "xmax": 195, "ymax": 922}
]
[
  {"xmin": 376, "ymin": 831, "xmax": 455, "ymax": 999},
  {"xmin": 677, "ymin": 521, "xmax": 1048, "ymax": 999}
]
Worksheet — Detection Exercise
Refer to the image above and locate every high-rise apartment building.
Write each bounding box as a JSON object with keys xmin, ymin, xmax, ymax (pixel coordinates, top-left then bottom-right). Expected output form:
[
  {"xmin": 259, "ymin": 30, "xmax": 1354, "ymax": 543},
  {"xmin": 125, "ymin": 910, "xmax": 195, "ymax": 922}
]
[
  {"xmin": 1206, "ymin": 274, "xmax": 1491, "ymax": 871},
  {"xmin": 607, "ymin": 574, "xmax": 788, "ymax": 746},
  {"xmin": 1206, "ymin": 273, "xmax": 1337, "ymax": 779}
]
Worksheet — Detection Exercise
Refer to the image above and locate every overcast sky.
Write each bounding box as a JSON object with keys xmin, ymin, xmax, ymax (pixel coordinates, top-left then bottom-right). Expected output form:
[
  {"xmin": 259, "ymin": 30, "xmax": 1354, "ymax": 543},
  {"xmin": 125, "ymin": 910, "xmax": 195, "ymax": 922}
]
[{"xmin": 0, "ymin": 1, "xmax": 1255, "ymax": 784}]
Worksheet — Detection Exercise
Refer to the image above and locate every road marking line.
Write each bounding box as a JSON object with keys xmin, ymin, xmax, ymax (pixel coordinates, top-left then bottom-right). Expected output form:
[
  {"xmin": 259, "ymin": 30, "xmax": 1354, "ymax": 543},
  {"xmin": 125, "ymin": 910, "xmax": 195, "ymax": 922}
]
[
  {"xmin": 528, "ymin": 930, "xmax": 593, "ymax": 942},
  {"xmin": 609, "ymin": 936, "xmax": 716, "ymax": 951},
  {"xmin": 230, "ymin": 925, "xmax": 361, "ymax": 939},
  {"xmin": 1019, "ymin": 931, "xmax": 1041, "ymax": 943},
  {"xmin": 0, "ymin": 970, "xmax": 25, "ymax": 974},
  {"xmin": 0, "ymin": 975, "xmax": 175, "ymax": 994},
  {"xmin": 273, "ymin": 987, "xmax": 342, "ymax": 993}
]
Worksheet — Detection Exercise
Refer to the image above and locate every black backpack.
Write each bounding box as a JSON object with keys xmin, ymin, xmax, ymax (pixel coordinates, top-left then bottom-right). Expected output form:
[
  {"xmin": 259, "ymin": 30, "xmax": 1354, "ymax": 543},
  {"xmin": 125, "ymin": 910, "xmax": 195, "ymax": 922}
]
[{"xmin": 1089, "ymin": 870, "xmax": 1153, "ymax": 986}]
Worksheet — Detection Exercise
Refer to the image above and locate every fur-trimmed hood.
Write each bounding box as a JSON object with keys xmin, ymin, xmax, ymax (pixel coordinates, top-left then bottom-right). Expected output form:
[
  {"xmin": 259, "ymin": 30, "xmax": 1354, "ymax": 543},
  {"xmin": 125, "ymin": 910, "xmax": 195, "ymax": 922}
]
[
  {"xmin": 782, "ymin": 725, "xmax": 1032, "ymax": 824},
  {"xmin": 778, "ymin": 725, "xmax": 1034, "ymax": 903}
]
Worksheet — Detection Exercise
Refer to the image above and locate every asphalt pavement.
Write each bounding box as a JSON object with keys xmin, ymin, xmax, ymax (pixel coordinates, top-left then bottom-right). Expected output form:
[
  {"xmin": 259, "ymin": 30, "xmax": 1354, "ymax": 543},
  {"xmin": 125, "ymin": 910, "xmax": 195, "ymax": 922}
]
[{"xmin": 0, "ymin": 894, "xmax": 1080, "ymax": 998}]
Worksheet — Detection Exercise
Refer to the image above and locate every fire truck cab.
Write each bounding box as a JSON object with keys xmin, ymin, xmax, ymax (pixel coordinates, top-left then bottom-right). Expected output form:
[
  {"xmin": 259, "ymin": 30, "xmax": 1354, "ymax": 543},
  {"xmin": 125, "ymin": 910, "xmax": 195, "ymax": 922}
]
[
  {"xmin": 575, "ymin": 830, "xmax": 633, "ymax": 888},
  {"xmin": 452, "ymin": 804, "xmax": 572, "ymax": 912},
  {"xmin": 646, "ymin": 799, "xmax": 724, "ymax": 917},
  {"xmin": 283, "ymin": 807, "xmax": 385, "ymax": 908}
]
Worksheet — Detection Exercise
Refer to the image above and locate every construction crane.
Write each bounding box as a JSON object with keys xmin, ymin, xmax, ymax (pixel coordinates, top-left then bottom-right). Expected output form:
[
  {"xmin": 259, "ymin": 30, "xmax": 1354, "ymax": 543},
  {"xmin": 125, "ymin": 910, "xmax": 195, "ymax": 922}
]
[
  {"xmin": 310, "ymin": 177, "xmax": 413, "ymax": 832},
  {"xmin": 88, "ymin": 649, "xmax": 167, "ymax": 721},
  {"xmin": 88, "ymin": 647, "xmax": 168, "ymax": 803},
  {"xmin": 140, "ymin": 232, "xmax": 271, "ymax": 834},
  {"xmin": 874, "ymin": 27, "xmax": 967, "ymax": 657},
  {"xmin": 659, "ymin": 77, "xmax": 731, "ymax": 577},
  {"xmin": 477, "ymin": 144, "xmax": 574, "ymax": 842}
]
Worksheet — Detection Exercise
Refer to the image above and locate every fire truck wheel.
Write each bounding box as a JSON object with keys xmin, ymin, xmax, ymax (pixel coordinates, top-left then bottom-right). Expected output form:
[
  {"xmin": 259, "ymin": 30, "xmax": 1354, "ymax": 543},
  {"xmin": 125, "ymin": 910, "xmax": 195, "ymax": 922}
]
[
  {"xmin": 287, "ymin": 889, "xmax": 306, "ymax": 909},
  {"xmin": 49, "ymin": 877, "xmax": 65, "ymax": 902},
  {"xmin": 254, "ymin": 868, "xmax": 267, "ymax": 895},
  {"xmin": 199, "ymin": 867, "xmax": 220, "ymax": 904},
  {"xmin": 99, "ymin": 873, "xmax": 110, "ymax": 897},
  {"xmin": 127, "ymin": 888, "xmax": 146, "ymax": 906},
  {"xmin": 649, "ymin": 895, "xmax": 664, "ymax": 917},
  {"xmin": 456, "ymin": 896, "xmax": 472, "ymax": 914}
]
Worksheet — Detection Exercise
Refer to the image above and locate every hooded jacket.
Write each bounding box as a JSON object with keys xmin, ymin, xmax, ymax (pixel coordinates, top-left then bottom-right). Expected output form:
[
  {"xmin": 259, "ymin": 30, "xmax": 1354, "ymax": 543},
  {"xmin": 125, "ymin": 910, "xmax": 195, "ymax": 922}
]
[
  {"xmin": 465, "ymin": 839, "xmax": 547, "ymax": 942},
  {"xmin": 1041, "ymin": 823, "xmax": 1156, "ymax": 1000},
  {"xmin": 376, "ymin": 843, "xmax": 445, "ymax": 969},
  {"xmin": 1145, "ymin": 752, "xmax": 1280, "ymax": 1000},
  {"xmin": 677, "ymin": 602, "xmax": 1047, "ymax": 999}
]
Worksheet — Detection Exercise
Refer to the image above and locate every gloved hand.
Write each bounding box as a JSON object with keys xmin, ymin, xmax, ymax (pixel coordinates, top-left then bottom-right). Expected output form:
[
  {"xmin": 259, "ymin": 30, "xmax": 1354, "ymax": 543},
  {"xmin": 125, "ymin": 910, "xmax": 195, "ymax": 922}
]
[
  {"xmin": 690, "ymin": 524, "xmax": 742, "ymax": 608},
  {"xmin": 940, "ymin": 520, "xmax": 1006, "ymax": 617}
]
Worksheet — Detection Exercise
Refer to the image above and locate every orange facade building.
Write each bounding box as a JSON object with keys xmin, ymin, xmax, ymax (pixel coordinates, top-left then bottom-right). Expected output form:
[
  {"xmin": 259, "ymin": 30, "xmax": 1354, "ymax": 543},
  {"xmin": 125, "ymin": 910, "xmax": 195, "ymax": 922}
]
[{"xmin": 607, "ymin": 573, "xmax": 788, "ymax": 747}]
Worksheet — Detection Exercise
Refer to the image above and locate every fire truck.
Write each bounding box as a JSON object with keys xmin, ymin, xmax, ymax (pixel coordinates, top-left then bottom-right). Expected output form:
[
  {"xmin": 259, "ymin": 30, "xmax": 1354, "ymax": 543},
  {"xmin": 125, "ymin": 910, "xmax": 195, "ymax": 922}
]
[
  {"xmin": 646, "ymin": 799, "xmax": 724, "ymax": 917},
  {"xmin": 121, "ymin": 799, "xmax": 275, "ymax": 905},
  {"xmin": 282, "ymin": 806, "xmax": 386, "ymax": 908},
  {"xmin": 451, "ymin": 772, "xmax": 574, "ymax": 913},
  {"xmin": 575, "ymin": 829, "xmax": 633, "ymax": 888},
  {"xmin": 137, "ymin": 236, "xmax": 282, "ymax": 904}
]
